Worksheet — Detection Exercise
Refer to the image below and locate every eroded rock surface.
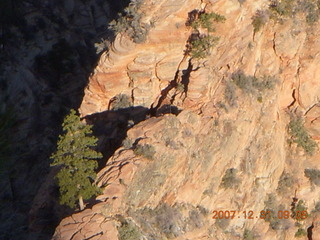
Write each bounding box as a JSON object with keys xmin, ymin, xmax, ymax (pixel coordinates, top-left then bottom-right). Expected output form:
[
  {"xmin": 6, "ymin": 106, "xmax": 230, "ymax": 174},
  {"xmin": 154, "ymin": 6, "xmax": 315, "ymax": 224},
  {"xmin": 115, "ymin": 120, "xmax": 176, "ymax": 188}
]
[{"xmin": 54, "ymin": 0, "xmax": 320, "ymax": 239}]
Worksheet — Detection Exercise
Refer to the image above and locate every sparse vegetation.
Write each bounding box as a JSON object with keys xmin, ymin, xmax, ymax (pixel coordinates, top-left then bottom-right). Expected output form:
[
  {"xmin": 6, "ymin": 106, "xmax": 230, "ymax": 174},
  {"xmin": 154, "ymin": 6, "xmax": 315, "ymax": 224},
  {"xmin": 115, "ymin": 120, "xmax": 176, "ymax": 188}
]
[
  {"xmin": 189, "ymin": 35, "xmax": 220, "ymax": 59},
  {"xmin": 220, "ymin": 168, "xmax": 240, "ymax": 189},
  {"xmin": 269, "ymin": 0, "xmax": 320, "ymax": 24},
  {"xmin": 186, "ymin": 11, "xmax": 225, "ymax": 59},
  {"xmin": 122, "ymin": 137, "xmax": 133, "ymax": 149},
  {"xmin": 111, "ymin": 94, "xmax": 132, "ymax": 110},
  {"xmin": 134, "ymin": 144, "xmax": 156, "ymax": 160},
  {"xmin": 277, "ymin": 172, "xmax": 294, "ymax": 193},
  {"xmin": 288, "ymin": 117, "xmax": 317, "ymax": 155},
  {"xmin": 295, "ymin": 228, "xmax": 307, "ymax": 238},
  {"xmin": 252, "ymin": 10, "xmax": 269, "ymax": 32},
  {"xmin": 131, "ymin": 203, "xmax": 207, "ymax": 239},
  {"xmin": 153, "ymin": 204, "xmax": 183, "ymax": 238},
  {"xmin": 231, "ymin": 70, "xmax": 276, "ymax": 93},
  {"xmin": 215, "ymin": 218, "xmax": 230, "ymax": 230},
  {"xmin": 109, "ymin": 0, "xmax": 149, "ymax": 43},
  {"xmin": 291, "ymin": 200, "xmax": 308, "ymax": 222},
  {"xmin": 191, "ymin": 12, "xmax": 226, "ymax": 32},
  {"xmin": 269, "ymin": 0, "xmax": 296, "ymax": 18},
  {"xmin": 296, "ymin": 200, "xmax": 308, "ymax": 213},
  {"xmin": 118, "ymin": 220, "xmax": 142, "ymax": 240},
  {"xmin": 305, "ymin": 168, "xmax": 320, "ymax": 186},
  {"xmin": 262, "ymin": 194, "xmax": 290, "ymax": 230},
  {"xmin": 304, "ymin": 1, "xmax": 320, "ymax": 24}
]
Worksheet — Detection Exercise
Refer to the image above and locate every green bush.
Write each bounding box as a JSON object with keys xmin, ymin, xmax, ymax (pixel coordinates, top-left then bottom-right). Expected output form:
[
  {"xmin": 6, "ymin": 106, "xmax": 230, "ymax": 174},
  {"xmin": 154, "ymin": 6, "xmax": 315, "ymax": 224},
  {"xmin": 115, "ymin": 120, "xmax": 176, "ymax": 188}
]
[
  {"xmin": 134, "ymin": 144, "xmax": 156, "ymax": 160},
  {"xmin": 118, "ymin": 220, "xmax": 142, "ymax": 240},
  {"xmin": 288, "ymin": 117, "xmax": 317, "ymax": 155},
  {"xmin": 191, "ymin": 12, "xmax": 226, "ymax": 32},
  {"xmin": 269, "ymin": 0, "xmax": 320, "ymax": 24},
  {"xmin": 186, "ymin": 11, "xmax": 225, "ymax": 59},
  {"xmin": 291, "ymin": 200, "xmax": 308, "ymax": 222},
  {"xmin": 109, "ymin": 0, "xmax": 149, "ymax": 43},
  {"xmin": 277, "ymin": 172, "xmax": 294, "ymax": 193},
  {"xmin": 305, "ymin": 169, "xmax": 320, "ymax": 186},
  {"xmin": 220, "ymin": 168, "xmax": 240, "ymax": 189},
  {"xmin": 294, "ymin": 228, "xmax": 307, "ymax": 238},
  {"xmin": 189, "ymin": 35, "xmax": 219, "ymax": 59},
  {"xmin": 243, "ymin": 229, "xmax": 255, "ymax": 240},
  {"xmin": 269, "ymin": 0, "xmax": 296, "ymax": 18}
]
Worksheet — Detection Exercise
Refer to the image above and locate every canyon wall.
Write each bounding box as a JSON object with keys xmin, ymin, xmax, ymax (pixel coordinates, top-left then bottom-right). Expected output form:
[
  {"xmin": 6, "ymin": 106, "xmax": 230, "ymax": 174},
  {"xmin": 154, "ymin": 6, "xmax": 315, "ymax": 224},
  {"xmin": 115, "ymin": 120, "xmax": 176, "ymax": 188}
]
[{"xmin": 54, "ymin": 0, "xmax": 320, "ymax": 239}]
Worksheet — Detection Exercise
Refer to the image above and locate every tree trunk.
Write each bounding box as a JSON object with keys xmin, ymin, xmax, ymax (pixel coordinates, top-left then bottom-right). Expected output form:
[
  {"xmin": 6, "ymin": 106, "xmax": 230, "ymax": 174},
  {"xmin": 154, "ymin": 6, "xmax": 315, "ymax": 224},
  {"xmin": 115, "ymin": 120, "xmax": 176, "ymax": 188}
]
[{"xmin": 79, "ymin": 195, "xmax": 84, "ymax": 211}]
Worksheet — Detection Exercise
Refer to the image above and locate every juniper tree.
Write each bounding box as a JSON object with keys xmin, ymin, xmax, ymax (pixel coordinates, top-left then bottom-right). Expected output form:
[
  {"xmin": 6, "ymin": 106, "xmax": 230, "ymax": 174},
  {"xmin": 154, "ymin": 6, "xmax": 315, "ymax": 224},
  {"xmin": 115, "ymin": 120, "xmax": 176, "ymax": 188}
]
[{"xmin": 51, "ymin": 109, "xmax": 102, "ymax": 210}]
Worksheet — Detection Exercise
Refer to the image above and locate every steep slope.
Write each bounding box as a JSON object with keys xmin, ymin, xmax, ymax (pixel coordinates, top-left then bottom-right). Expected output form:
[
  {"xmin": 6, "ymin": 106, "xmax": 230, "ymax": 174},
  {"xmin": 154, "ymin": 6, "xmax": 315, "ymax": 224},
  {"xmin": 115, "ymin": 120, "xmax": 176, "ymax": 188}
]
[{"xmin": 54, "ymin": 0, "xmax": 320, "ymax": 239}]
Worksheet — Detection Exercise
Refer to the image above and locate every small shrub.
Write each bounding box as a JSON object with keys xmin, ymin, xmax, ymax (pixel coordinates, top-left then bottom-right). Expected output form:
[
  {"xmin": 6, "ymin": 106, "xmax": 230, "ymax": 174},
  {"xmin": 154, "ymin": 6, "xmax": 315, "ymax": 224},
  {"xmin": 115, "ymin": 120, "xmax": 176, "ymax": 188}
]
[
  {"xmin": 263, "ymin": 194, "xmax": 283, "ymax": 230},
  {"xmin": 111, "ymin": 94, "xmax": 132, "ymax": 110},
  {"xmin": 186, "ymin": 11, "xmax": 225, "ymax": 59},
  {"xmin": 134, "ymin": 144, "xmax": 156, "ymax": 160},
  {"xmin": 94, "ymin": 38, "xmax": 110, "ymax": 54},
  {"xmin": 243, "ymin": 229, "xmax": 255, "ymax": 240},
  {"xmin": 296, "ymin": 200, "xmax": 308, "ymax": 212},
  {"xmin": 231, "ymin": 71, "xmax": 276, "ymax": 93},
  {"xmin": 109, "ymin": 1, "xmax": 149, "ymax": 43},
  {"xmin": 154, "ymin": 203, "xmax": 182, "ymax": 238},
  {"xmin": 277, "ymin": 172, "xmax": 294, "ymax": 193},
  {"xmin": 305, "ymin": 169, "xmax": 320, "ymax": 186},
  {"xmin": 269, "ymin": 0, "xmax": 296, "ymax": 18},
  {"xmin": 215, "ymin": 218, "xmax": 230, "ymax": 230},
  {"xmin": 298, "ymin": 0, "xmax": 320, "ymax": 24},
  {"xmin": 189, "ymin": 35, "xmax": 219, "ymax": 59},
  {"xmin": 122, "ymin": 137, "xmax": 133, "ymax": 149},
  {"xmin": 288, "ymin": 117, "xmax": 317, "ymax": 155},
  {"xmin": 294, "ymin": 228, "xmax": 307, "ymax": 238},
  {"xmin": 252, "ymin": 10, "xmax": 269, "ymax": 33},
  {"xmin": 118, "ymin": 220, "xmax": 142, "ymax": 240},
  {"xmin": 292, "ymin": 200, "xmax": 308, "ymax": 221},
  {"xmin": 220, "ymin": 168, "xmax": 240, "ymax": 189},
  {"xmin": 191, "ymin": 12, "xmax": 226, "ymax": 32}
]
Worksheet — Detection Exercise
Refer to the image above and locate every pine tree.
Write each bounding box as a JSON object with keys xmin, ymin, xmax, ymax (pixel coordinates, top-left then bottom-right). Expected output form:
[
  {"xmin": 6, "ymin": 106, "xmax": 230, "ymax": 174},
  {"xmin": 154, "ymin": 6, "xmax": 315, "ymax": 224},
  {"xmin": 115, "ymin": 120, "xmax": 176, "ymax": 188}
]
[{"xmin": 51, "ymin": 109, "xmax": 102, "ymax": 210}]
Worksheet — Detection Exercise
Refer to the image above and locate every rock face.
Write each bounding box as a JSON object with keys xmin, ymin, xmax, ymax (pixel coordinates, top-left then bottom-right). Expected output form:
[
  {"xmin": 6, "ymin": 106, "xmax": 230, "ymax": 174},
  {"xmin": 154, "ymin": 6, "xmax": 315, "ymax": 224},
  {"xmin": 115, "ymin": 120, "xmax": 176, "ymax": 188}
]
[{"xmin": 55, "ymin": 0, "xmax": 320, "ymax": 239}]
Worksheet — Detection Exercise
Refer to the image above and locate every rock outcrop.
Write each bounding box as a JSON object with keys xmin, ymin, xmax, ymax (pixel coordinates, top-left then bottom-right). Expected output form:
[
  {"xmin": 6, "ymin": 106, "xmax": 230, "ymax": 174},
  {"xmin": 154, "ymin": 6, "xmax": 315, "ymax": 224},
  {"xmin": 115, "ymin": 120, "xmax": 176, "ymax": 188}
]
[{"xmin": 54, "ymin": 0, "xmax": 320, "ymax": 239}]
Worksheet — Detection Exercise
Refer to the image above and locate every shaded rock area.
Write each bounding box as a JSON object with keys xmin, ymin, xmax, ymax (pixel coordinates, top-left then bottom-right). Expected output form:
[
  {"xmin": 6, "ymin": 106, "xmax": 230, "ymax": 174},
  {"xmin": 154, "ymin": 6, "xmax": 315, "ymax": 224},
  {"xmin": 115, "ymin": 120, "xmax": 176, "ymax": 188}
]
[
  {"xmin": 0, "ymin": 0, "xmax": 132, "ymax": 239},
  {"xmin": 5, "ymin": 0, "xmax": 320, "ymax": 239}
]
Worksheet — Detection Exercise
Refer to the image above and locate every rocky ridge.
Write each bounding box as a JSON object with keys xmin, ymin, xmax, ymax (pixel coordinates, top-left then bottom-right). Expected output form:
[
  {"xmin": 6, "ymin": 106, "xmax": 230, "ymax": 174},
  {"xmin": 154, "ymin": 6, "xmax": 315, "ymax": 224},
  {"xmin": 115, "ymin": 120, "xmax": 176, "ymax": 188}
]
[{"xmin": 54, "ymin": 0, "xmax": 320, "ymax": 239}]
